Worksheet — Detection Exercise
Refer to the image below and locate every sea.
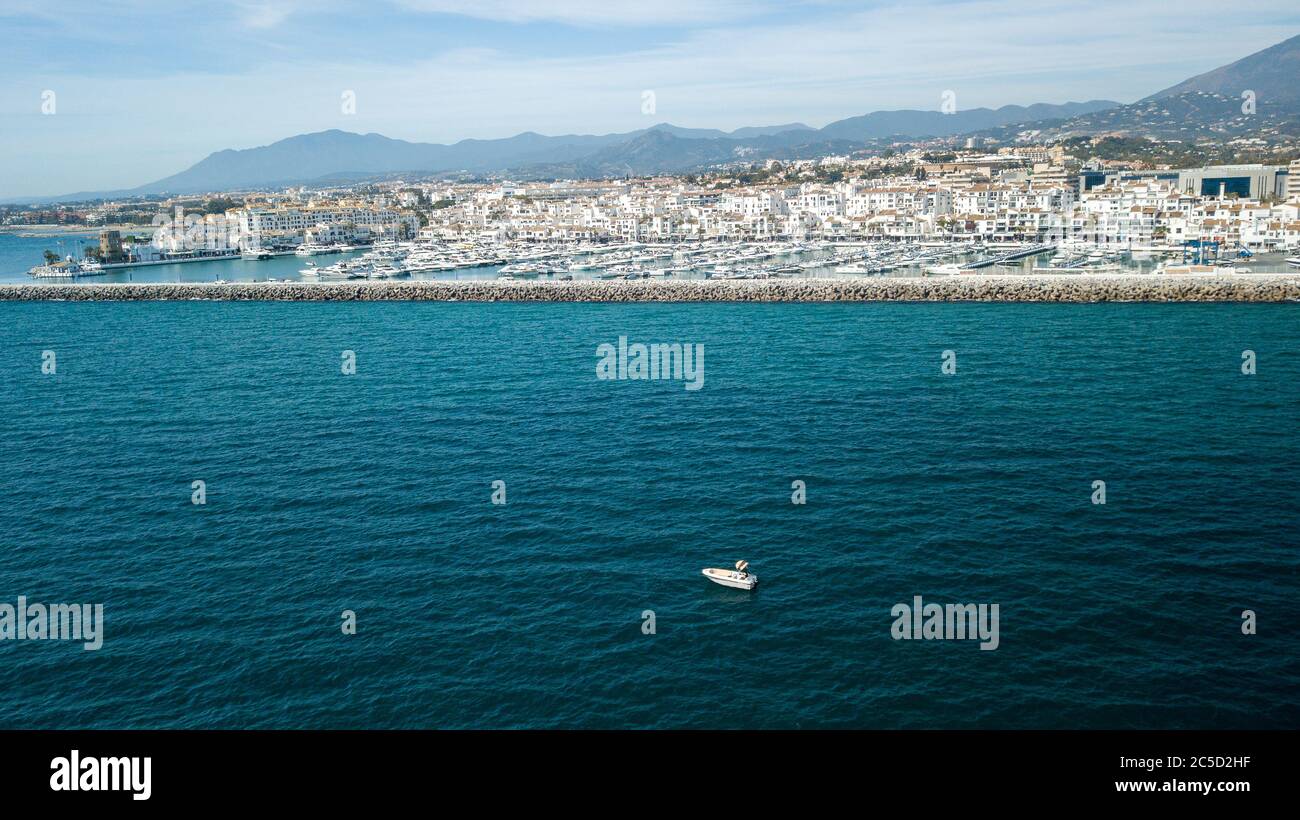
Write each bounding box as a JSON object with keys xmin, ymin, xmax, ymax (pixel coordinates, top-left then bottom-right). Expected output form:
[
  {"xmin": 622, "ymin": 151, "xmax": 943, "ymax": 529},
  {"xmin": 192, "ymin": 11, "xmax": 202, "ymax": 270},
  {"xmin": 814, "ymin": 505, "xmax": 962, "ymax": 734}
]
[{"xmin": 1, "ymin": 298, "xmax": 1296, "ymax": 728}]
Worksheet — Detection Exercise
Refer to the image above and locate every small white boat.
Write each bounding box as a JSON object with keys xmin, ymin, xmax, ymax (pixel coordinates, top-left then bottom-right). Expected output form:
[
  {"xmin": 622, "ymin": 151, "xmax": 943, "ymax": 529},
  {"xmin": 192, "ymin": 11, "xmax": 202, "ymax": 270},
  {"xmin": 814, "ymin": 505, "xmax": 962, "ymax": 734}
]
[
  {"xmin": 924, "ymin": 263, "xmax": 970, "ymax": 276},
  {"xmin": 1286, "ymin": 257, "xmax": 1300, "ymax": 267},
  {"xmin": 703, "ymin": 561, "xmax": 757, "ymax": 590},
  {"xmin": 1156, "ymin": 262, "xmax": 1245, "ymax": 275}
]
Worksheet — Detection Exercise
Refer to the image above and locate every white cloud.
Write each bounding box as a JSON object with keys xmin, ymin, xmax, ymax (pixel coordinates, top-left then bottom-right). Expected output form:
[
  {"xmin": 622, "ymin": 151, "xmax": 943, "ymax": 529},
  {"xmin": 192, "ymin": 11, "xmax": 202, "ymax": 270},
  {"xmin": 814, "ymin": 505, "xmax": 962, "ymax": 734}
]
[
  {"xmin": 393, "ymin": 0, "xmax": 769, "ymax": 26},
  {"xmin": 235, "ymin": 1, "xmax": 298, "ymax": 29}
]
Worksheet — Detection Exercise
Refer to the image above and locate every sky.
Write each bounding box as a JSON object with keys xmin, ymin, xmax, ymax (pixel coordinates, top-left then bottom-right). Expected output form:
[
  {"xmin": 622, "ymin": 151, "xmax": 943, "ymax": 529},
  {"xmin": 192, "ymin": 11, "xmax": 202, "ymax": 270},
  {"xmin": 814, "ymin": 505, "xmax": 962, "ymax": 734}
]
[{"xmin": 0, "ymin": 0, "xmax": 1298, "ymax": 199}]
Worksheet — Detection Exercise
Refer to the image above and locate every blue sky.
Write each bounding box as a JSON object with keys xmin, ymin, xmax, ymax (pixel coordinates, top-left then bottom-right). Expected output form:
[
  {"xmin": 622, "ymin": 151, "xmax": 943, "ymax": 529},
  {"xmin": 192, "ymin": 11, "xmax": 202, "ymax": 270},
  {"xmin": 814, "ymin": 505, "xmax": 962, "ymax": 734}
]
[{"xmin": 1, "ymin": 0, "xmax": 1298, "ymax": 198}]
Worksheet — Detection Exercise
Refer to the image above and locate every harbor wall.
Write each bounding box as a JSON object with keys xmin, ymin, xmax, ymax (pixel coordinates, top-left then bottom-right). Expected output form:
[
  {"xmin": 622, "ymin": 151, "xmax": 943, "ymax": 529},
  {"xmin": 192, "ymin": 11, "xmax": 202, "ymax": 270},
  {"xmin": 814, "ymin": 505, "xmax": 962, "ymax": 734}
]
[{"xmin": 1, "ymin": 276, "xmax": 1298, "ymax": 303}]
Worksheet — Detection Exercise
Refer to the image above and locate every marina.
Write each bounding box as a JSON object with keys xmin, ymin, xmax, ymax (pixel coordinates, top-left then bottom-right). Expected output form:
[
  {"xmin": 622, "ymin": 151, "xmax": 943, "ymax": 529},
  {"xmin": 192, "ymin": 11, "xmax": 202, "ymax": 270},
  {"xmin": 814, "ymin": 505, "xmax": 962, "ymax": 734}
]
[{"xmin": 10, "ymin": 232, "xmax": 1300, "ymax": 286}]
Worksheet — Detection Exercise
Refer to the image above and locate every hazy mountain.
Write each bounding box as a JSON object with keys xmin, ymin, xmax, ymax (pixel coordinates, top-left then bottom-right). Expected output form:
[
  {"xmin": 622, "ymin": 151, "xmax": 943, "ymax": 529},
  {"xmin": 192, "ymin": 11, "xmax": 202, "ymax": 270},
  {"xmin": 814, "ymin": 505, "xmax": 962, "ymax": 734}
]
[
  {"xmin": 506, "ymin": 130, "xmax": 867, "ymax": 179},
  {"xmin": 941, "ymin": 33, "xmax": 1300, "ymax": 145},
  {"xmin": 132, "ymin": 129, "xmax": 630, "ymax": 194},
  {"xmin": 818, "ymin": 101, "xmax": 1117, "ymax": 140},
  {"xmin": 729, "ymin": 122, "xmax": 815, "ymax": 138},
  {"xmin": 38, "ymin": 104, "xmax": 1113, "ymax": 200},
  {"xmin": 1142, "ymin": 33, "xmax": 1300, "ymax": 103},
  {"xmin": 14, "ymin": 123, "xmax": 821, "ymax": 201},
  {"xmin": 976, "ymin": 90, "xmax": 1300, "ymax": 144},
  {"xmin": 127, "ymin": 123, "xmax": 833, "ymax": 195},
  {"xmin": 538, "ymin": 129, "xmax": 740, "ymax": 177},
  {"xmin": 1078, "ymin": 91, "xmax": 1294, "ymax": 137}
]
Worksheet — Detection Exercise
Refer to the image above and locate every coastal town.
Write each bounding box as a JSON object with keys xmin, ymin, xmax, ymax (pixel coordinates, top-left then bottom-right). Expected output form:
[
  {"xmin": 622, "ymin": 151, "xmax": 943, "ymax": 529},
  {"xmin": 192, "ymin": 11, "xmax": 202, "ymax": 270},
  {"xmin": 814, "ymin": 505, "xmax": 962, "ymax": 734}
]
[{"xmin": 7, "ymin": 141, "xmax": 1300, "ymax": 281}]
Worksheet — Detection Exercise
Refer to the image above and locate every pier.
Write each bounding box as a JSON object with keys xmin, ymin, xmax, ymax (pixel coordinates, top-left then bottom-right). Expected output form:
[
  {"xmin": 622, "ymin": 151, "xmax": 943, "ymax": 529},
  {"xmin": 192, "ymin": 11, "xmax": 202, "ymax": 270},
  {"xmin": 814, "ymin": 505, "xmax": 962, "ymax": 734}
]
[{"xmin": 964, "ymin": 244, "xmax": 1058, "ymax": 270}]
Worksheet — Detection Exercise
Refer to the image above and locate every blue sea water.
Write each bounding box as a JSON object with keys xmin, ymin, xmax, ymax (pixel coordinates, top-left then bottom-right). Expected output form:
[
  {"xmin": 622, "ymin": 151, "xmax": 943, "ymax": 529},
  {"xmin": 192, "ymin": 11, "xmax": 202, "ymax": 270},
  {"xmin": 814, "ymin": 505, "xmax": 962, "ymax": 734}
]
[{"xmin": 0, "ymin": 301, "xmax": 1297, "ymax": 729}]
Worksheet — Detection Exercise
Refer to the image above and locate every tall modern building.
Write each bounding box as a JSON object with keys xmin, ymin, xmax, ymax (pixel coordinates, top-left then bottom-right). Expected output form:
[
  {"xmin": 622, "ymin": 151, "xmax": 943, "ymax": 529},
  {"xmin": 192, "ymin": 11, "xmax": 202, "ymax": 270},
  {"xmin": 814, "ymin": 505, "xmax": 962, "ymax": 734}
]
[
  {"xmin": 1288, "ymin": 158, "xmax": 1300, "ymax": 202},
  {"xmin": 1081, "ymin": 169, "xmax": 1180, "ymax": 191},
  {"xmin": 1177, "ymin": 164, "xmax": 1287, "ymax": 200}
]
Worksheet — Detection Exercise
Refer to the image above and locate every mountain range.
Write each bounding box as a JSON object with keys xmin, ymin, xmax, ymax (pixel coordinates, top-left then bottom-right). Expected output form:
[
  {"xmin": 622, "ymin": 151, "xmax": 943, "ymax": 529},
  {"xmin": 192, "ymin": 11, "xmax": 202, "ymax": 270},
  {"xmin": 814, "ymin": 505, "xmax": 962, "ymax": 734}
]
[
  {"xmin": 1142, "ymin": 33, "xmax": 1300, "ymax": 103},
  {"xmin": 972, "ymin": 33, "xmax": 1300, "ymax": 144},
  {"xmin": 36, "ymin": 101, "xmax": 1113, "ymax": 202},
  {"xmin": 16, "ymin": 32, "xmax": 1300, "ymax": 204}
]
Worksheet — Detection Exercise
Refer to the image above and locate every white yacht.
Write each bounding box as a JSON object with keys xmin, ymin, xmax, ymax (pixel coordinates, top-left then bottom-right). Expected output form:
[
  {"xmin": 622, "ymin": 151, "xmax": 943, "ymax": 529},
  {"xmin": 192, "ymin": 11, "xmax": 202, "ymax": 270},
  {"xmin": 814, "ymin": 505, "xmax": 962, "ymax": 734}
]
[
  {"xmin": 835, "ymin": 261, "xmax": 873, "ymax": 274},
  {"xmin": 924, "ymin": 263, "xmax": 968, "ymax": 276},
  {"xmin": 27, "ymin": 256, "xmax": 108, "ymax": 279},
  {"xmin": 1155, "ymin": 261, "xmax": 1246, "ymax": 275},
  {"xmin": 702, "ymin": 561, "xmax": 757, "ymax": 590},
  {"xmin": 294, "ymin": 243, "xmax": 335, "ymax": 257},
  {"xmin": 320, "ymin": 260, "xmax": 360, "ymax": 278}
]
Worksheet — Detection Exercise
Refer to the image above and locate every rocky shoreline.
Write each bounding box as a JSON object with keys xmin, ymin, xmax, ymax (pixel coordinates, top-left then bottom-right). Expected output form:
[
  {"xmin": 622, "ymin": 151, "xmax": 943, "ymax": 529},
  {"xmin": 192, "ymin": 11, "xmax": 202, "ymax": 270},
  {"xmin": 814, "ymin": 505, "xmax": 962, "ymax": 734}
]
[{"xmin": 2, "ymin": 275, "xmax": 1299, "ymax": 303}]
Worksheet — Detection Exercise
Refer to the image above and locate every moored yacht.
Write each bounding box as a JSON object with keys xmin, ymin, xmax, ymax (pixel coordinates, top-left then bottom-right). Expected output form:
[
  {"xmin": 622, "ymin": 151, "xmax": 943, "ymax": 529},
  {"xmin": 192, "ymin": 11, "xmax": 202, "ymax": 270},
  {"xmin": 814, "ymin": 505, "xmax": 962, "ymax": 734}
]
[
  {"xmin": 924, "ymin": 263, "xmax": 969, "ymax": 276},
  {"xmin": 1155, "ymin": 261, "xmax": 1248, "ymax": 275},
  {"xmin": 27, "ymin": 256, "xmax": 108, "ymax": 279}
]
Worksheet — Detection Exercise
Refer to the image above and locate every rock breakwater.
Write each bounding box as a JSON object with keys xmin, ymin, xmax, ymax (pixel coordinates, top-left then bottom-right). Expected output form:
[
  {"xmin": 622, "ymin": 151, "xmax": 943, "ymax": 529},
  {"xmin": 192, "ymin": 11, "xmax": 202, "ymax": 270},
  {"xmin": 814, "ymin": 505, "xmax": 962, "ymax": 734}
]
[{"xmin": 2, "ymin": 275, "xmax": 1298, "ymax": 303}]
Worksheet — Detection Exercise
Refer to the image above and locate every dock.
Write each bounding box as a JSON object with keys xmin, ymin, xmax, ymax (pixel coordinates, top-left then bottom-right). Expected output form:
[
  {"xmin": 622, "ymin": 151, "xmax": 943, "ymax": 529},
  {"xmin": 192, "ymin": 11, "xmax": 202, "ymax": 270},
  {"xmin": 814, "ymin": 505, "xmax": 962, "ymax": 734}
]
[{"xmin": 964, "ymin": 244, "xmax": 1057, "ymax": 270}]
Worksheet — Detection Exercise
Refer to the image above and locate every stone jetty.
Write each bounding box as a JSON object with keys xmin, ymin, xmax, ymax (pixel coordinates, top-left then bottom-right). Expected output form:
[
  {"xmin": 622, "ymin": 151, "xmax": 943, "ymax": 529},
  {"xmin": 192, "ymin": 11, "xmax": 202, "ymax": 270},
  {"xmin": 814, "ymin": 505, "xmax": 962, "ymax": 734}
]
[{"xmin": 2, "ymin": 275, "xmax": 1299, "ymax": 303}]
